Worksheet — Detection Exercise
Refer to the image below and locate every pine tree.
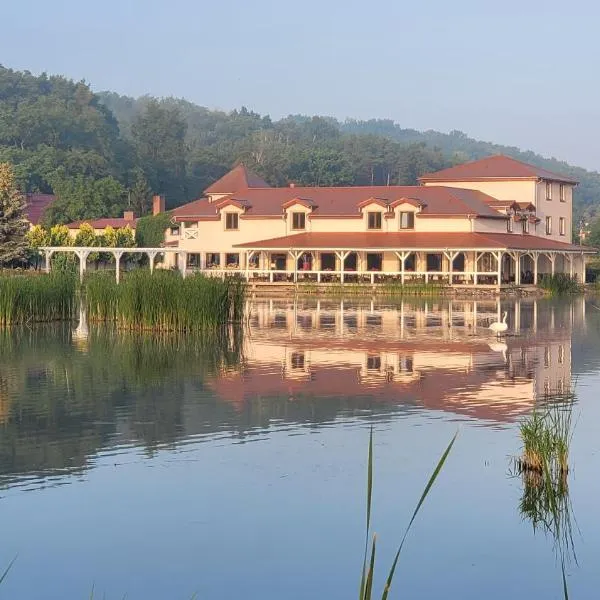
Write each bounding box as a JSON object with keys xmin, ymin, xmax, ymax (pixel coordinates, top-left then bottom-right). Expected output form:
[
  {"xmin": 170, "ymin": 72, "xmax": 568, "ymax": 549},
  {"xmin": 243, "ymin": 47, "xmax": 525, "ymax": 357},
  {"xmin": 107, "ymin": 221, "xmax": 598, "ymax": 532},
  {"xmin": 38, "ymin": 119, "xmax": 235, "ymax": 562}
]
[{"xmin": 0, "ymin": 162, "xmax": 29, "ymax": 267}]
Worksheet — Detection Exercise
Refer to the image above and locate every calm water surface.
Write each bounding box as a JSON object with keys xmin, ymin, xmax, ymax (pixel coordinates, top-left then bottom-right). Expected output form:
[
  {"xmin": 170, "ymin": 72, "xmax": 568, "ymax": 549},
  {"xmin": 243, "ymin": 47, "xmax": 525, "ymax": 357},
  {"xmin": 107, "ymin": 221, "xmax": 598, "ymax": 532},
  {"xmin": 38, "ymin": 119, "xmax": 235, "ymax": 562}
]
[{"xmin": 1, "ymin": 297, "xmax": 600, "ymax": 599}]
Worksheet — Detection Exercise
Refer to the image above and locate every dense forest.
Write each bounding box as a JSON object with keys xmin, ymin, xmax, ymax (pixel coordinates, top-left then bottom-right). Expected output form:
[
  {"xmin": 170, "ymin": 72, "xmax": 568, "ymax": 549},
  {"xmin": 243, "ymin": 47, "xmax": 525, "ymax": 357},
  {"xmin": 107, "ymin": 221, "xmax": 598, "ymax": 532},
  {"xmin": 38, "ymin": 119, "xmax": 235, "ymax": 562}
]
[{"xmin": 2, "ymin": 64, "xmax": 599, "ymax": 227}]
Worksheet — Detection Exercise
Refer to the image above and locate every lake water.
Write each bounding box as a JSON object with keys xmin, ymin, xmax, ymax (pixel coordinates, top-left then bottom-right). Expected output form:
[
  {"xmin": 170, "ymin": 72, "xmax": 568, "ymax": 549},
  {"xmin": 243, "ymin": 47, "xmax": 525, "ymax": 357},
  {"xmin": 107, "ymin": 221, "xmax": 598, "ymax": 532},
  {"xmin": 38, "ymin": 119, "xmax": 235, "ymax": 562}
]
[{"xmin": 1, "ymin": 297, "xmax": 600, "ymax": 599}]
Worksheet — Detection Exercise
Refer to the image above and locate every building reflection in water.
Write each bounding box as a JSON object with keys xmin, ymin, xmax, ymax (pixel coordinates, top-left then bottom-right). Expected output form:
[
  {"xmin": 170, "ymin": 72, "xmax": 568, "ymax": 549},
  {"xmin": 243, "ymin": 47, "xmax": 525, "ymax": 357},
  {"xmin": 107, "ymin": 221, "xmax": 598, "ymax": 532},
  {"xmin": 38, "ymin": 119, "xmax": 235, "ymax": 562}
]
[
  {"xmin": 210, "ymin": 297, "xmax": 583, "ymax": 423},
  {"xmin": 0, "ymin": 297, "xmax": 586, "ymax": 489}
]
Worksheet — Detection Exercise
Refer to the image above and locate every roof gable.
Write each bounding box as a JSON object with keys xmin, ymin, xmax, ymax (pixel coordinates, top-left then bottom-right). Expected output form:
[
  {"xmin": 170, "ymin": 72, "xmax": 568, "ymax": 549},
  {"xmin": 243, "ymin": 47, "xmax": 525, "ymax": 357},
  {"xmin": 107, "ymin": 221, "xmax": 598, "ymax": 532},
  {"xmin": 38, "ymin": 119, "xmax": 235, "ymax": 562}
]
[
  {"xmin": 204, "ymin": 164, "xmax": 270, "ymax": 194},
  {"xmin": 419, "ymin": 155, "xmax": 578, "ymax": 184}
]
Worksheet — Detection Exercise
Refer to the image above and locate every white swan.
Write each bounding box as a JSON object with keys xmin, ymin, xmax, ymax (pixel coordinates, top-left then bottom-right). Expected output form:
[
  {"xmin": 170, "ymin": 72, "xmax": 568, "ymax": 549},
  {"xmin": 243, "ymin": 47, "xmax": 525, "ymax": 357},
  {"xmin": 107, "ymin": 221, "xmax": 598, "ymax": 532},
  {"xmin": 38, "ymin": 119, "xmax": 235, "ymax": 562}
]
[
  {"xmin": 488, "ymin": 341, "xmax": 508, "ymax": 363},
  {"xmin": 489, "ymin": 311, "xmax": 508, "ymax": 337}
]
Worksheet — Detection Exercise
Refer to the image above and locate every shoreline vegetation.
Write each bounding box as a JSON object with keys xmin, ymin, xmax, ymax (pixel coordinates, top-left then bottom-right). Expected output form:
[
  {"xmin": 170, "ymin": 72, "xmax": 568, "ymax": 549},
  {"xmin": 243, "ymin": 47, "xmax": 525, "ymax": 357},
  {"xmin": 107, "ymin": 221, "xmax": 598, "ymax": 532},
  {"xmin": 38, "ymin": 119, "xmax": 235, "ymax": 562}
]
[
  {"xmin": 0, "ymin": 271, "xmax": 245, "ymax": 330},
  {"xmin": 0, "ymin": 270, "xmax": 589, "ymax": 329}
]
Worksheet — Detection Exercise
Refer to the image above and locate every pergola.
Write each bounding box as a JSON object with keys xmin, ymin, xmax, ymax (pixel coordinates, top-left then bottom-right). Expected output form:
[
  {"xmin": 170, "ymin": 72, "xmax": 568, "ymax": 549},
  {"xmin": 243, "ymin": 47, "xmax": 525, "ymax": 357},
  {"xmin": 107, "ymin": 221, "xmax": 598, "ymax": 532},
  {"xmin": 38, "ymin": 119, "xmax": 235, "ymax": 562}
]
[{"xmin": 40, "ymin": 246, "xmax": 184, "ymax": 282}]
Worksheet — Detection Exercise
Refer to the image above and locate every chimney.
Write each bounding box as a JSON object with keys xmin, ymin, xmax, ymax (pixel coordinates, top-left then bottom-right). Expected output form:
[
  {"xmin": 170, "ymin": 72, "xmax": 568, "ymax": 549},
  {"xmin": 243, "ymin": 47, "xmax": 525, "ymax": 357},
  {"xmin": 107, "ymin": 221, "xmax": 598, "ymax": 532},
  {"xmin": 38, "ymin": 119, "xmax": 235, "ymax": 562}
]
[
  {"xmin": 289, "ymin": 182, "xmax": 295, "ymax": 188},
  {"xmin": 153, "ymin": 194, "xmax": 165, "ymax": 216},
  {"xmin": 123, "ymin": 211, "xmax": 135, "ymax": 221}
]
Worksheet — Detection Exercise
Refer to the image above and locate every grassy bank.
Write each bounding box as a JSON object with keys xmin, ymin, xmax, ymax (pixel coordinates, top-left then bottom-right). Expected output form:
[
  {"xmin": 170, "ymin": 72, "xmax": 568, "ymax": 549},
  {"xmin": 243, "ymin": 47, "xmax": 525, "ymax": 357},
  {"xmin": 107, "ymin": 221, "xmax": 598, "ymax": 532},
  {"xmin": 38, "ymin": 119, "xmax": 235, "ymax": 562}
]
[
  {"xmin": 0, "ymin": 272, "xmax": 76, "ymax": 325},
  {"xmin": 85, "ymin": 271, "xmax": 246, "ymax": 331},
  {"xmin": 295, "ymin": 282, "xmax": 445, "ymax": 296}
]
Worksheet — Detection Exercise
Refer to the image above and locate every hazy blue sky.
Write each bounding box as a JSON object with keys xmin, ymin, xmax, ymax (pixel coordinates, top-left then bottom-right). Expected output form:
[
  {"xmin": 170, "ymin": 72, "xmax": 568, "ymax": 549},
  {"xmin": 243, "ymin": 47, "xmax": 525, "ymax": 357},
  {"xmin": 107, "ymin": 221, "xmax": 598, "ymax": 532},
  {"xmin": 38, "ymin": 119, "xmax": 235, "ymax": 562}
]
[{"xmin": 2, "ymin": 0, "xmax": 597, "ymax": 169}]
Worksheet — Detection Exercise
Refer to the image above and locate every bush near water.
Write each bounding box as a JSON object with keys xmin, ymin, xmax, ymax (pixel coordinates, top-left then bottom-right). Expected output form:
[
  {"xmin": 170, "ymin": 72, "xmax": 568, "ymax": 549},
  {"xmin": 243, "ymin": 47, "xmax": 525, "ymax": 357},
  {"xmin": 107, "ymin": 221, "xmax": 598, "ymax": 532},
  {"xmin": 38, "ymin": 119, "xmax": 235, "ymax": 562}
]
[{"xmin": 0, "ymin": 270, "xmax": 245, "ymax": 330}]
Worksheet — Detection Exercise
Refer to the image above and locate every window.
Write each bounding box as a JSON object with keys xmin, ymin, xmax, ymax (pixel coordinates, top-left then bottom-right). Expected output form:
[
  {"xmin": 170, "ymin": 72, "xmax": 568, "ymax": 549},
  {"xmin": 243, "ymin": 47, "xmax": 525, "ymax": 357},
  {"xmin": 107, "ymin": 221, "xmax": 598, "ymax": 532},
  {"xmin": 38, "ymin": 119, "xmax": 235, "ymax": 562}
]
[
  {"xmin": 558, "ymin": 345, "xmax": 565, "ymax": 364},
  {"xmin": 248, "ymin": 254, "xmax": 259, "ymax": 269},
  {"xmin": 170, "ymin": 226, "xmax": 180, "ymax": 236},
  {"xmin": 292, "ymin": 212, "xmax": 306, "ymax": 230},
  {"xmin": 367, "ymin": 211, "xmax": 382, "ymax": 230},
  {"xmin": 206, "ymin": 252, "xmax": 220, "ymax": 267},
  {"xmin": 522, "ymin": 218, "xmax": 529, "ymax": 234},
  {"xmin": 507, "ymin": 216, "xmax": 513, "ymax": 233},
  {"xmin": 546, "ymin": 216, "xmax": 552, "ymax": 235},
  {"xmin": 452, "ymin": 253, "xmax": 465, "ymax": 272},
  {"xmin": 560, "ymin": 184, "xmax": 566, "ymax": 202},
  {"xmin": 559, "ymin": 217, "xmax": 566, "ymax": 236},
  {"xmin": 366, "ymin": 253, "xmax": 382, "ymax": 270},
  {"xmin": 426, "ymin": 253, "xmax": 442, "ymax": 271},
  {"xmin": 367, "ymin": 355, "xmax": 381, "ymax": 370},
  {"xmin": 291, "ymin": 352, "xmax": 305, "ymax": 370},
  {"xmin": 225, "ymin": 213, "xmax": 239, "ymax": 230},
  {"xmin": 400, "ymin": 211, "xmax": 414, "ymax": 229},
  {"xmin": 225, "ymin": 253, "xmax": 239, "ymax": 267},
  {"xmin": 546, "ymin": 181, "xmax": 552, "ymax": 200},
  {"xmin": 186, "ymin": 253, "xmax": 201, "ymax": 267}
]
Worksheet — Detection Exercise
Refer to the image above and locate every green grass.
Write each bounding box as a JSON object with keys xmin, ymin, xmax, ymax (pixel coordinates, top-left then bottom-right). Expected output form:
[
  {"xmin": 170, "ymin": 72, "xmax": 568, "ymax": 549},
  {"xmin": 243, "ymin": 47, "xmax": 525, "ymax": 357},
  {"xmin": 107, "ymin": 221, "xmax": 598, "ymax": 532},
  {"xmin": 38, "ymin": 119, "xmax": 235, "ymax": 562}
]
[
  {"xmin": 0, "ymin": 272, "xmax": 76, "ymax": 326},
  {"xmin": 84, "ymin": 270, "xmax": 246, "ymax": 332}
]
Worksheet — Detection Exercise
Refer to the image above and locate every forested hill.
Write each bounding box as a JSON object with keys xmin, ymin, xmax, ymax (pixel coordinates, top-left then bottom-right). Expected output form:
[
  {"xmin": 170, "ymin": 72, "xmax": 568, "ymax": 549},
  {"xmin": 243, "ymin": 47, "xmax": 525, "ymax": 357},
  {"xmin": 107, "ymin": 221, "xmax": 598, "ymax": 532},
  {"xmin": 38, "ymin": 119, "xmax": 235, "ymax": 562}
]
[{"xmin": 1, "ymin": 64, "xmax": 599, "ymax": 226}]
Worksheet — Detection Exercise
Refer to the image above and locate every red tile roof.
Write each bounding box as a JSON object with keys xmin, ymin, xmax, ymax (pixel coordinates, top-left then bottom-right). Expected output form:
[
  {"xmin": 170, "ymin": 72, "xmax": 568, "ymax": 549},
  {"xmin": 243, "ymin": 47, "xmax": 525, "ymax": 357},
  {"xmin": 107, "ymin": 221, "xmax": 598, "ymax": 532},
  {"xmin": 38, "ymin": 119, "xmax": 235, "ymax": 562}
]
[
  {"xmin": 24, "ymin": 193, "xmax": 55, "ymax": 225},
  {"xmin": 204, "ymin": 164, "xmax": 270, "ymax": 194},
  {"xmin": 234, "ymin": 231, "xmax": 590, "ymax": 252},
  {"xmin": 65, "ymin": 218, "xmax": 137, "ymax": 229},
  {"xmin": 173, "ymin": 185, "xmax": 505, "ymax": 220},
  {"xmin": 419, "ymin": 155, "xmax": 578, "ymax": 184}
]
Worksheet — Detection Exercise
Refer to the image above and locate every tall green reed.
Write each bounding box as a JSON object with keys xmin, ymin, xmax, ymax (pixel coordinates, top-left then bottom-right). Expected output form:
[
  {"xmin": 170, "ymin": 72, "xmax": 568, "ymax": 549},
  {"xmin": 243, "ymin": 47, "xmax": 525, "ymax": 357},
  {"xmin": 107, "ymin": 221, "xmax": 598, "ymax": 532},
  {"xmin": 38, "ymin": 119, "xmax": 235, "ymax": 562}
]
[
  {"xmin": 359, "ymin": 428, "xmax": 457, "ymax": 600},
  {"xmin": 0, "ymin": 272, "xmax": 76, "ymax": 326},
  {"xmin": 84, "ymin": 271, "xmax": 246, "ymax": 332}
]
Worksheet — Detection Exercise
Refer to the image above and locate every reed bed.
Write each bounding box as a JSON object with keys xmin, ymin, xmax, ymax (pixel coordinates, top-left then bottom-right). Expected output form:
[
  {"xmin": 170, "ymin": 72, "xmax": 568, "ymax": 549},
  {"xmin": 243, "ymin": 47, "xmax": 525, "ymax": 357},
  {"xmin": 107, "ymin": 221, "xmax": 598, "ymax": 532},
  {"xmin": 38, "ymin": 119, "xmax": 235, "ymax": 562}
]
[
  {"xmin": 516, "ymin": 400, "xmax": 574, "ymax": 476},
  {"xmin": 85, "ymin": 270, "xmax": 246, "ymax": 331},
  {"xmin": 539, "ymin": 274, "xmax": 582, "ymax": 295},
  {"xmin": 0, "ymin": 272, "xmax": 76, "ymax": 326}
]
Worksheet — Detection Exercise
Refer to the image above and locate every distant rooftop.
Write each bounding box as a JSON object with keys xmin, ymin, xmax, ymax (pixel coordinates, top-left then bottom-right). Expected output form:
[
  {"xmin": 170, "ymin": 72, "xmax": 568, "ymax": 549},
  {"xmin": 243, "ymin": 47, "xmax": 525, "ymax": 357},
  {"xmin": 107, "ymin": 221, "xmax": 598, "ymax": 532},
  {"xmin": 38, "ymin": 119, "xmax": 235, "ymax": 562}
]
[
  {"xmin": 419, "ymin": 155, "xmax": 578, "ymax": 184},
  {"xmin": 25, "ymin": 193, "xmax": 55, "ymax": 225},
  {"xmin": 204, "ymin": 163, "xmax": 270, "ymax": 195}
]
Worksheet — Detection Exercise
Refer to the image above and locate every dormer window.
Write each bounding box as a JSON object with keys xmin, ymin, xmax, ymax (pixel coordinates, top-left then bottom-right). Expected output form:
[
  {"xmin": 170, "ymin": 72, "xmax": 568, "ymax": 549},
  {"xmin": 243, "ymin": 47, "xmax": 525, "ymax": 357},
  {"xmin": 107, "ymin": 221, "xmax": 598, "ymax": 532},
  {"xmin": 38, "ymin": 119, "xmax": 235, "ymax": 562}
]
[
  {"xmin": 522, "ymin": 218, "xmax": 529, "ymax": 234},
  {"xmin": 546, "ymin": 181, "xmax": 552, "ymax": 200},
  {"xmin": 292, "ymin": 212, "xmax": 306, "ymax": 230},
  {"xmin": 507, "ymin": 217, "xmax": 513, "ymax": 233},
  {"xmin": 225, "ymin": 213, "xmax": 239, "ymax": 230},
  {"xmin": 399, "ymin": 211, "xmax": 414, "ymax": 230},
  {"xmin": 368, "ymin": 212, "xmax": 382, "ymax": 230}
]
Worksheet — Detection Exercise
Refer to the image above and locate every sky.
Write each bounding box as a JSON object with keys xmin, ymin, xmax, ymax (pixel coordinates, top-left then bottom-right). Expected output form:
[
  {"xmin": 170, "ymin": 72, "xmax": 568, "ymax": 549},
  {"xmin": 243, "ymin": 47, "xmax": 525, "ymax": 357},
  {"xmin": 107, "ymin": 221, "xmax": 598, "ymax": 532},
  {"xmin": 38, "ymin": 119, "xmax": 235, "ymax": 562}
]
[{"xmin": 2, "ymin": 0, "xmax": 598, "ymax": 170}]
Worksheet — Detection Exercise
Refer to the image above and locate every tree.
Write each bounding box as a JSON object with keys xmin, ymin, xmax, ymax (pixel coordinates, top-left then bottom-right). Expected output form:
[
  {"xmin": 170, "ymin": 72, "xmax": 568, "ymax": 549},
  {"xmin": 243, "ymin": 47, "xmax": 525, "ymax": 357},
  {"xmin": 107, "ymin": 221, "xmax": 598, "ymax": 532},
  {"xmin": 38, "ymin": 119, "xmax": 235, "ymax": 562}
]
[
  {"xmin": 131, "ymin": 100, "xmax": 187, "ymax": 205},
  {"xmin": 45, "ymin": 172, "xmax": 125, "ymax": 224},
  {"xmin": 48, "ymin": 224, "xmax": 71, "ymax": 246},
  {"xmin": 73, "ymin": 222, "xmax": 96, "ymax": 247},
  {"xmin": 128, "ymin": 168, "xmax": 152, "ymax": 216},
  {"xmin": 0, "ymin": 162, "xmax": 29, "ymax": 266},
  {"xmin": 115, "ymin": 225, "xmax": 135, "ymax": 247},
  {"xmin": 26, "ymin": 224, "xmax": 50, "ymax": 268}
]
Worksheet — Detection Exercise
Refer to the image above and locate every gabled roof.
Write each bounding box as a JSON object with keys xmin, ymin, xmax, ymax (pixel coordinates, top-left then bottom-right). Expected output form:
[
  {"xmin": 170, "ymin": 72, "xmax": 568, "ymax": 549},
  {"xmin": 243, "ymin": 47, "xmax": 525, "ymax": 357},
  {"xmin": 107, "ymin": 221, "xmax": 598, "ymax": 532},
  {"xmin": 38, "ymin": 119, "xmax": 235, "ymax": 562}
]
[
  {"xmin": 25, "ymin": 193, "xmax": 55, "ymax": 225},
  {"xmin": 172, "ymin": 186, "xmax": 505, "ymax": 220},
  {"xmin": 204, "ymin": 164, "xmax": 270, "ymax": 194},
  {"xmin": 419, "ymin": 155, "xmax": 578, "ymax": 184}
]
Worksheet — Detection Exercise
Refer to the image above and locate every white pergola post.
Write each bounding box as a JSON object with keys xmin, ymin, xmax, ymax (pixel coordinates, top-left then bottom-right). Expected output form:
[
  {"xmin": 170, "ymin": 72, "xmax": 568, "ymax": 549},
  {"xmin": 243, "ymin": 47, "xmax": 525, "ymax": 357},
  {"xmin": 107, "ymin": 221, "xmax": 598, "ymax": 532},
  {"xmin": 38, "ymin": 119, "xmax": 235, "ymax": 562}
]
[
  {"xmin": 181, "ymin": 252, "xmax": 188, "ymax": 278},
  {"xmin": 114, "ymin": 250, "xmax": 124, "ymax": 284},
  {"xmin": 474, "ymin": 252, "xmax": 481, "ymax": 286},
  {"xmin": 495, "ymin": 251, "xmax": 503, "ymax": 288},
  {"xmin": 567, "ymin": 253, "xmax": 573, "ymax": 278},
  {"xmin": 147, "ymin": 251, "xmax": 158, "ymax": 274},
  {"xmin": 75, "ymin": 249, "xmax": 90, "ymax": 283},
  {"xmin": 549, "ymin": 252, "xmax": 556, "ymax": 276},
  {"xmin": 395, "ymin": 251, "xmax": 408, "ymax": 284},
  {"xmin": 44, "ymin": 249, "xmax": 55, "ymax": 273},
  {"xmin": 533, "ymin": 252, "xmax": 539, "ymax": 285},
  {"xmin": 444, "ymin": 251, "xmax": 459, "ymax": 285},
  {"xmin": 335, "ymin": 250, "xmax": 350, "ymax": 283}
]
